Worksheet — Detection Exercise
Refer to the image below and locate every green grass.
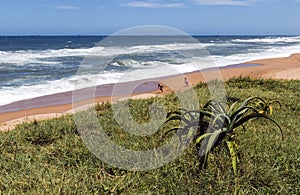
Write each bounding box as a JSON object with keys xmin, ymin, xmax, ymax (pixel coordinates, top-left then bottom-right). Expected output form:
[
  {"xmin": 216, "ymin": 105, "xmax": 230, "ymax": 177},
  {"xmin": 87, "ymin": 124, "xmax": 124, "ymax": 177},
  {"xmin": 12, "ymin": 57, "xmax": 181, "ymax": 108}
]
[{"xmin": 0, "ymin": 77, "xmax": 299, "ymax": 194}]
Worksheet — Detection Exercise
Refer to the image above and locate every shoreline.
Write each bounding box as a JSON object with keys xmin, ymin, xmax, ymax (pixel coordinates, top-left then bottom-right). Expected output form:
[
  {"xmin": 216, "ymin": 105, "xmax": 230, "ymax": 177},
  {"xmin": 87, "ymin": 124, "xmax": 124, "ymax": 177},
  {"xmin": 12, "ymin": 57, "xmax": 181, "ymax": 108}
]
[{"xmin": 1, "ymin": 53, "xmax": 300, "ymax": 131}]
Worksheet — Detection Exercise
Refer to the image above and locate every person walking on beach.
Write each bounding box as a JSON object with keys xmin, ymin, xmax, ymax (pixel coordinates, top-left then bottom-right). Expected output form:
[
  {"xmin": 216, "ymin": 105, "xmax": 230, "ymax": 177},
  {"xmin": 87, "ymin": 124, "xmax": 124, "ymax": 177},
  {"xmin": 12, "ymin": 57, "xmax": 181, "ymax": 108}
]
[
  {"xmin": 158, "ymin": 83, "xmax": 163, "ymax": 93},
  {"xmin": 184, "ymin": 77, "xmax": 189, "ymax": 87}
]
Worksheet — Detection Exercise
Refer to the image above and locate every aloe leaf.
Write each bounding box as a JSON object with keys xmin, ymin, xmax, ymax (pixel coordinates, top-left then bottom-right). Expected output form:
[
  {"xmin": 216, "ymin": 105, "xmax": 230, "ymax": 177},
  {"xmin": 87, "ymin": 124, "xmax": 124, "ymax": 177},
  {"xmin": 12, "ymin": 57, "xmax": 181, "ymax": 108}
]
[
  {"xmin": 226, "ymin": 141, "xmax": 238, "ymax": 176},
  {"xmin": 239, "ymin": 97, "xmax": 266, "ymax": 110},
  {"xmin": 233, "ymin": 114, "xmax": 283, "ymax": 140},
  {"xmin": 203, "ymin": 100, "xmax": 213, "ymax": 108},
  {"xmin": 166, "ymin": 108, "xmax": 191, "ymax": 117},
  {"xmin": 203, "ymin": 129, "xmax": 223, "ymax": 168},
  {"xmin": 206, "ymin": 100, "xmax": 226, "ymax": 114},
  {"xmin": 163, "ymin": 116, "xmax": 191, "ymax": 125},
  {"xmin": 165, "ymin": 127, "xmax": 184, "ymax": 135},
  {"xmin": 190, "ymin": 110, "xmax": 214, "ymax": 120},
  {"xmin": 269, "ymin": 105, "xmax": 273, "ymax": 115},
  {"xmin": 184, "ymin": 121, "xmax": 209, "ymax": 131},
  {"xmin": 210, "ymin": 113, "xmax": 231, "ymax": 129},
  {"xmin": 271, "ymin": 100, "xmax": 282, "ymax": 108},
  {"xmin": 166, "ymin": 111, "xmax": 182, "ymax": 118},
  {"xmin": 230, "ymin": 106, "xmax": 260, "ymax": 125},
  {"xmin": 196, "ymin": 133, "xmax": 212, "ymax": 144},
  {"xmin": 214, "ymin": 101, "xmax": 226, "ymax": 114},
  {"xmin": 227, "ymin": 101, "xmax": 239, "ymax": 115}
]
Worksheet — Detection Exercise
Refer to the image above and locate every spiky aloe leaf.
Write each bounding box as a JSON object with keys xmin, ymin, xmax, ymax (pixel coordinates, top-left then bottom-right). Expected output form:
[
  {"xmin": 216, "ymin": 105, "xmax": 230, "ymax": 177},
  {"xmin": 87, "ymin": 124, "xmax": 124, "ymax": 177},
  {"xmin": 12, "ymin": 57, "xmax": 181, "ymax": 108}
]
[
  {"xmin": 269, "ymin": 105, "xmax": 273, "ymax": 115},
  {"xmin": 233, "ymin": 113, "xmax": 283, "ymax": 140},
  {"xmin": 210, "ymin": 113, "xmax": 231, "ymax": 129},
  {"xmin": 262, "ymin": 100, "xmax": 281, "ymax": 115},
  {"xmin": 183, "ymin": 121, "xmax": 209, "ymax": 134},
  {"xmin": 163, "ymin": 115, "xmax": 191, "ymax": 125},
  {"xmin": 229, "ymin": 106, "xmax": 260, "ymax": 129},
  {"xmin": 165, "ymin": 127, "xmax": 184, "ymax": 135},
  {"xmin": 239, "ymin": 96, "xmax": 267, "ymax": 110},
  {"xmin": 204, "ymin": 100, "xmax": 227, "ymax": 114},
  {"xmin": 185, "ymin": 110, "xmax": 213, "ymax": 119},
  {"xmin": 196, "ymin": 133, "xmax": 212, "ymax": 144},
  {"xmin": 166, "ymin": 108, "xmax": 191, "ymax": 118},
  {"xmin": 166, "ymin": 111, "xmax": 182, "ymax": 118},
  {"xmin": 227, "ymin": 101, "xmax": 239, "ymax": 116},
  {"xmin": 165, "ymin": 120, "xmax": 209, "ymax": 136},
  {"xmin": 268, "ymin": 100, "xmax": 281, "ymax": 115},
  {"xmin": 203, "ymin": 129, "xmax": 223, "ymax": 168},
  {"xmin": 226, "ymin": 141, "xmax": 238, "ymax": 176},
  {"xmin": 270, "ymin": 100, "xmax": 281, "ymax": 108}
]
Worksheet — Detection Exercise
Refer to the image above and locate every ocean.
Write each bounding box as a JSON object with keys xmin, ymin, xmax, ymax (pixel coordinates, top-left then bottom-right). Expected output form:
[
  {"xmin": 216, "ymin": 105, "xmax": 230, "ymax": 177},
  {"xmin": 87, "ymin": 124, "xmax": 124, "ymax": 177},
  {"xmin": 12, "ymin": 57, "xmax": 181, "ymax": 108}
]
[{"xmin": 1, "ymin": 35, "xmax": 300, "ymax": 107}]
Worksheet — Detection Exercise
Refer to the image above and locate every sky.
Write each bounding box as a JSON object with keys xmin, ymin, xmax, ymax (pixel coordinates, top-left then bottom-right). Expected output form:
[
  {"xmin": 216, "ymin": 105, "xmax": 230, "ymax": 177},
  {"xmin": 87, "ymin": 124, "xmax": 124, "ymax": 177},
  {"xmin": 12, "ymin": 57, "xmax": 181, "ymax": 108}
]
[{"xmin": 0, "ymin": 0, "xmax": 300, "ymax": 35}]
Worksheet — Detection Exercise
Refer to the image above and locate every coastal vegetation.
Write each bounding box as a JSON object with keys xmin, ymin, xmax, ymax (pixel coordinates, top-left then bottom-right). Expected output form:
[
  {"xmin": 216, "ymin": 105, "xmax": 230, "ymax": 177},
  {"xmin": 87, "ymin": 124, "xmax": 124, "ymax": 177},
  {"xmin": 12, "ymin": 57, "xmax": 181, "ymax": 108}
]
[
  {"xmin": 164, "ymin": 96, "xmax": 283, "ymax": 176},
  {"xmin": 0, "ymin": 77, "xmax": 299, "ymax": 194}
]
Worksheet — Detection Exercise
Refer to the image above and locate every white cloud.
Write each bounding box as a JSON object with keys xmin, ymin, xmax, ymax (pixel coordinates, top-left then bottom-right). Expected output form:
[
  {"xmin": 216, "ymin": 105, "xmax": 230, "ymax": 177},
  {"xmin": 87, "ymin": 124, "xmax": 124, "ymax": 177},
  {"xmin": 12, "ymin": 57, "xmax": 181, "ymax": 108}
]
[
  {"xmin": 55, "ymin": 5, "xmax": 80, "ymax": 10},
  {"xmin": 122, "ymin": 0, "xmax": 277, "ymax": 8},
  {"xmin": 190, "ymin": 0, "xmax": 272, "ymax": 6},
  {"xmin": 122, "ymin": 1, "xmax": 185, "ymax": 8}
]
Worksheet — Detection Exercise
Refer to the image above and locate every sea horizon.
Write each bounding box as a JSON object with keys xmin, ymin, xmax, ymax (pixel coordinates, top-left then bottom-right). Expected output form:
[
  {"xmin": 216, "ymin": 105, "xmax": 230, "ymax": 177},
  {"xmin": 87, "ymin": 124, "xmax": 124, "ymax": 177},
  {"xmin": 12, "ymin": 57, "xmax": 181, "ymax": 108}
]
[{"xmin": 1, "ymin": 34, "xmax": 300, "ymax": 36}]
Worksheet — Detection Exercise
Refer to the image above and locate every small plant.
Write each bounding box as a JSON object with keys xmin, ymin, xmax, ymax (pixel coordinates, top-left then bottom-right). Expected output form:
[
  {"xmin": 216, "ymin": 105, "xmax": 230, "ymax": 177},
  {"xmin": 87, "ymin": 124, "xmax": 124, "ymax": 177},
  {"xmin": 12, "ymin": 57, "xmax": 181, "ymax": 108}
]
[{"xmin": 164, "ymin": 97, "xmax": 282, "ymax": 175}]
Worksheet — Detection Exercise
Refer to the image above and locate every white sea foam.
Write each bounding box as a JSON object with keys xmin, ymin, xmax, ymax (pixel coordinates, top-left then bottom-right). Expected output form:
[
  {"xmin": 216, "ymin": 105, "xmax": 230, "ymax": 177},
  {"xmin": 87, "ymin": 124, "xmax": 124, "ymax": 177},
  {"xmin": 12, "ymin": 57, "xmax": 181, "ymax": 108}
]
[
  {"xmin": 0, "ymin": 47, "xmax": 98, "ymax": 66},
  {"xmin": 0, "ymin": 43, "xmax": 212, "ymax": 66},
  {"xmin": 212, "ymin": 44, "xmax": 300, "ymax": 67},
  {"xmin": 232, "ymin": 36, "xmax": 300, "ymax": 44},
  {"xmin": 0, "ymin": 73, "xmax": 123, "ymax": 106}
]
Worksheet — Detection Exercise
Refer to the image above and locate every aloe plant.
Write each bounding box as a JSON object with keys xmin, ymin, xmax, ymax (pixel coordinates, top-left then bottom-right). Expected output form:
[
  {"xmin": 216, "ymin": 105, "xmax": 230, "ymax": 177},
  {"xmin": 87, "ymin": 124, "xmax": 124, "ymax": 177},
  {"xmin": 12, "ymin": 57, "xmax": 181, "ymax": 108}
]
[{"xmin": 164, "ymin": 97, "xmax": 282, "ymax": 175}]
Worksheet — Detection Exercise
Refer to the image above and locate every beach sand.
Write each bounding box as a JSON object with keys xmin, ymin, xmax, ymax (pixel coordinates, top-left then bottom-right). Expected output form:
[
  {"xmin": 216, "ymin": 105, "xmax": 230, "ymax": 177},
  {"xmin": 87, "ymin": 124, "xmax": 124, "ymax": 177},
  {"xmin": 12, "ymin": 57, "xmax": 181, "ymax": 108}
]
[{"xmin": 1, "ymin": 53, "xmax": 300, "ymax": 131}]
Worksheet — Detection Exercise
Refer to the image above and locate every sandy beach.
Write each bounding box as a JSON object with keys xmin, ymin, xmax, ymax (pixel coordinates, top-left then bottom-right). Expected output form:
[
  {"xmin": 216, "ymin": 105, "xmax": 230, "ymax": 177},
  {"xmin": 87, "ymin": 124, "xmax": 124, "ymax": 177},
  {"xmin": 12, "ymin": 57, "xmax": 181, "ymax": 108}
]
[{"xmin": 1, "ymin": 53, "xmax": 300, "ymax": 131}]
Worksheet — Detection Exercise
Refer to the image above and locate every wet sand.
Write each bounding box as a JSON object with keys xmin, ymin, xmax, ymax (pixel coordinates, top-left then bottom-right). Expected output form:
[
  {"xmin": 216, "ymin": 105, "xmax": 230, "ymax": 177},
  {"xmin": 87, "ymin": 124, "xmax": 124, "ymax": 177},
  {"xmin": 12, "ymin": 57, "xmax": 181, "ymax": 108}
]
[{"xmin": 1, "ymin": 53, "xmax": 300, "ymax": 131}]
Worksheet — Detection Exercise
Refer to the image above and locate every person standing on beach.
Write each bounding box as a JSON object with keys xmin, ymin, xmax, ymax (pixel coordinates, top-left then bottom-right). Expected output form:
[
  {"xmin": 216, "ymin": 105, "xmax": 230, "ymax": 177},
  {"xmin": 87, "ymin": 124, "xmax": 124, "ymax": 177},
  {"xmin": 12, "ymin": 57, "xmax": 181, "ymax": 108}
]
[{"xmin": 184, "ymin": 77, "xmax": 189, "ymax": 87}]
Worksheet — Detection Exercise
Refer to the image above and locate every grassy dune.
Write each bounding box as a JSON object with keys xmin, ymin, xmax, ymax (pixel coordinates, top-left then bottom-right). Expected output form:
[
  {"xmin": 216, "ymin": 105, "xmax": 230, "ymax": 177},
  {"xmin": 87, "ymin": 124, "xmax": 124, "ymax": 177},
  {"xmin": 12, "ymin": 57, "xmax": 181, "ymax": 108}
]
[{"xmin": 0, "ymin": 77, "xmax": 299, "ymax": 194}]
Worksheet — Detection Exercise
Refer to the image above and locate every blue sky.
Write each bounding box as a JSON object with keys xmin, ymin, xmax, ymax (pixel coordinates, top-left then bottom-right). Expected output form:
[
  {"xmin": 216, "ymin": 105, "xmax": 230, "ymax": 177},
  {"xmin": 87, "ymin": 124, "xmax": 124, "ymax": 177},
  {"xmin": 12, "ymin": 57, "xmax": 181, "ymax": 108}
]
[{"xmin": 1, "ymin": 0, "xmax": 300, "ymax": 35}]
